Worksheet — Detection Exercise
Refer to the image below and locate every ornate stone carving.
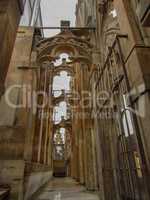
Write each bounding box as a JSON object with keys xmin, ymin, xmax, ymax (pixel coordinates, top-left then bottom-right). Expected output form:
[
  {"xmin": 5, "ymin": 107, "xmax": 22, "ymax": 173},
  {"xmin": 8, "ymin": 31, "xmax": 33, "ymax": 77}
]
[{"xmin": 36, "ymin": 30, "xmax": 93, "ymax": 64}]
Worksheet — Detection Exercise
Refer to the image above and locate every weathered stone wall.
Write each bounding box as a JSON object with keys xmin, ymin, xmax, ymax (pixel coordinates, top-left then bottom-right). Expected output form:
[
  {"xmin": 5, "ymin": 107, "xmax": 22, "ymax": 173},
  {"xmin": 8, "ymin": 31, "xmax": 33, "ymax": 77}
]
[
  {"xmin": 0, "ymin": 26, "xmax": 35, "ymax": 200},
  {"xmin": 0, "ymin": 0, "xmax": 23, "ymax": 97},
  {"xmin": 0, "ymin": 26, "xmax": 35, "ymax": 159},
  {"xmin": 0, "ymin": 160, "xmax": 25, "ymax": 200},
  {"xmin": 0, "ymin": 25, "xmax": 53, "ymax": 200},
  {"xmin": 76, "ymin": 0, "xmax": 150, "ymax": 199},
  {"xmin": 114, "ymin": 0, "xmax": 150, "ymax": 170},
  {"xmin": 24, "ymin": 162, "xmax": 52, "ymax": 200}
]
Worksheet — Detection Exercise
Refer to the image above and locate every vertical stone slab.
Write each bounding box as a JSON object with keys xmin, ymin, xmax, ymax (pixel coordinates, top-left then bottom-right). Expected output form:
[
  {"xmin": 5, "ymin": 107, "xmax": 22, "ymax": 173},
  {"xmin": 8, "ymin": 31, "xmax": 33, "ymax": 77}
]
[
  {"xmin": 0, "ymin": 27, "xmax": 34, "ymax": 126},
  {"xmin": 0, "ymin": 0, "xmax": 22, "ymax": 97},
  {"xmin": 0, "ymin": 26, "xmax": 34, "ymax": 159}
]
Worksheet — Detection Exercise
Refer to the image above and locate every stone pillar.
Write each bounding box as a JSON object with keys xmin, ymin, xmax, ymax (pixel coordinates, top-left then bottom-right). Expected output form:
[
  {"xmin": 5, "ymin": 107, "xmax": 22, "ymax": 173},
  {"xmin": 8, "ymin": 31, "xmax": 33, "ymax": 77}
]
[
  {"xmin": 37, "ymin": 64, "xmax": 49, "ymax": 163},
  {"xmin": 40, "ymin": 66, "xmax": 51, "ymax": 164},
  {"xmin": 94, "ymin": 114, "xmax": 105, "ymax": 200},
  {"xmin": 71, "ymin": 62, "xmax": 82, "ymax": 181},
  {"xmin": 88, "ymin": 120, "xmax": 99, "ymax": 190},
  {"xmin": 42, "ymin": 66, "xmax": 53, "ymax": 166},
  {"xmin": 78, "ymin": 116, "xmax": 85, "ymax": 184},
  {"xmin": 46, "ymin": 112, "xmax": 53, "ymax": 166},
  {"xmin": 80, "ymin": 62, "xmax": 99, "ymax": 190},
  {"xmin": 0, "ymin": 0, "xmax": 23, "ymax": 97},
  {"xmin": 43, "ymin": 67, "xmax": 52, "ymax": 165}
]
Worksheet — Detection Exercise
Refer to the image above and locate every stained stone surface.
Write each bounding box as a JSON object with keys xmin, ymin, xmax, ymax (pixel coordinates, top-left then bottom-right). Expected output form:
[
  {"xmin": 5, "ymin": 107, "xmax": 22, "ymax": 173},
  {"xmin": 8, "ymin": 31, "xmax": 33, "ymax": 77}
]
[{"xmin": 32, "ymin": 178, "xmax": 99, "ymax": 200}]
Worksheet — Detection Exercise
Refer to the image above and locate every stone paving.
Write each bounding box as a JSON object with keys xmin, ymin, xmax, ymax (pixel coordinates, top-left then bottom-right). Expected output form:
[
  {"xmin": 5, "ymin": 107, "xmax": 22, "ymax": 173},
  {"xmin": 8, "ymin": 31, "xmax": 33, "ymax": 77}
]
[{"xmin": 32, "ymin": 178, "xmax": 99, "ymax": 200}]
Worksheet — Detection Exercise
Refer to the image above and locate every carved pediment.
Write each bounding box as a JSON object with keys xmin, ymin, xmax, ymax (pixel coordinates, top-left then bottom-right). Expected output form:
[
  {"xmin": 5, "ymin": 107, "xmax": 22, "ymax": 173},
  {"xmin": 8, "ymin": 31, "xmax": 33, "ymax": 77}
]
[{"xmin": 36, "ymin": 30, "xmax": 93, "ymax": 64}]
